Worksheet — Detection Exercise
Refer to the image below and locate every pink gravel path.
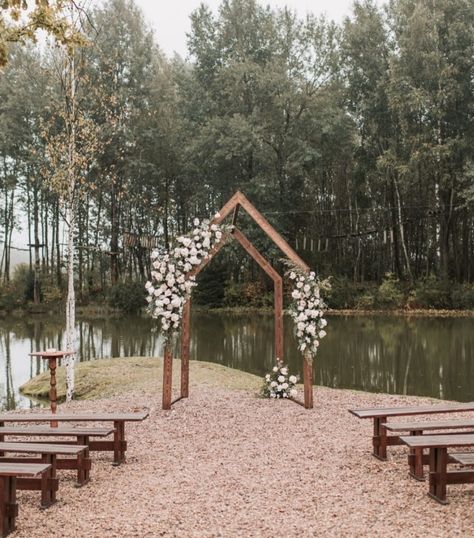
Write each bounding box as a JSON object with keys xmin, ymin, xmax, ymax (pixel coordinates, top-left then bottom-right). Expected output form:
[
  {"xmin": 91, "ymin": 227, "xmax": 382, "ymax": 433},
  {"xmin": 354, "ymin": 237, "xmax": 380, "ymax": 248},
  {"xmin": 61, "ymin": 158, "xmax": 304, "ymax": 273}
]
[{"xmin": 10, "ymin": 386, "xmax": 474, "ymax": 537}]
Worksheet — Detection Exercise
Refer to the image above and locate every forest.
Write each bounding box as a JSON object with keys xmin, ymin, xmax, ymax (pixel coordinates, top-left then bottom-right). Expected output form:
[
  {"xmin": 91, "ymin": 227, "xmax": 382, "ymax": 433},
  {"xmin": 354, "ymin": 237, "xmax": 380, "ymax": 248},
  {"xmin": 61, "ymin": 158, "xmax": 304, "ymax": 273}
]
[{"xmin": 0, "ymin": 0, "xmax": 473, "ymax": 312}]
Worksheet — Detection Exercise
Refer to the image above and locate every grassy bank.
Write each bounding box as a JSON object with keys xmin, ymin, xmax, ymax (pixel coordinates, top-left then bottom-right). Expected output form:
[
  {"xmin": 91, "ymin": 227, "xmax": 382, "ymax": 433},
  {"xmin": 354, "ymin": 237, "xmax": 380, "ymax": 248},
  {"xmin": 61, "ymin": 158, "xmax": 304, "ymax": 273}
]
[{"xmin": 19, "ymin": 357, "xmax": 263, "ymax": 402}]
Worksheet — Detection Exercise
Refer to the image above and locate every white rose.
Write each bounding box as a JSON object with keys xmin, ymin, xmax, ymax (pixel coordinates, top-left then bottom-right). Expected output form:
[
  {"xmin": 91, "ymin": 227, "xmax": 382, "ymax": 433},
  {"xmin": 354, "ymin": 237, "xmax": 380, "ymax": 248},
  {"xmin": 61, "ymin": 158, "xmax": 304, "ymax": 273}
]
[
  {"xmin": 289, "ymin": 375, "xmax": 297, "ymax": 384},
  {"xmin": 289, "ymin": 271, "xmax": 296, "ymax": 280},
  {"xmin": 277, "ymin": 375, "xmax": 285, "ymax": 383},
  {"xmin": 296, "ymin": 282, "xmax": 303, "ymax": 288},
  {"xmin": 280, "ymin": 367, "xmax": 288, "ymax": 375},
  {"xmin": 292, "ymin": 290, "xmax": 301, "ymax": 299},
  {"xmin": 320, "ymin": 318, "xmax": 327, "ymax": 328},
  {"xmin": 281, "ymin": 382, "xmax": 288, "ymax": 390},
  {"xmin": 272, "ymin": 366, "xmax": 278, "ymax": 372},
  {"xmin": 193, "ymin": 218, "xmax": 200, "ymax": 226},
  {"xmin": 318, "ymin": 330, "xmax": 327, "ymax": 339},
  {"xmin": 270, "ymin": 381, "xmax": 277, "ymax": 387},
  {"xmin": 215, "ymin": 231, "xmax": 222, "ymax": 240},
  {"xmin": 265, "ymin": 374, "xmax": 270, "ymax": 381}
]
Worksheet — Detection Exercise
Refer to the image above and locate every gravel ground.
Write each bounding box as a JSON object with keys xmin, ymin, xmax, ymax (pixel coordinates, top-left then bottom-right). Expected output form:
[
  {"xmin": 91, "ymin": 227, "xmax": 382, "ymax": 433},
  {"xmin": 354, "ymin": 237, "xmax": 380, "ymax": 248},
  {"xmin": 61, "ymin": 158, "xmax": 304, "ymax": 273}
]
[{"xmin": 9, "ymin": 385, "xmax": 474, "ymax": 537}]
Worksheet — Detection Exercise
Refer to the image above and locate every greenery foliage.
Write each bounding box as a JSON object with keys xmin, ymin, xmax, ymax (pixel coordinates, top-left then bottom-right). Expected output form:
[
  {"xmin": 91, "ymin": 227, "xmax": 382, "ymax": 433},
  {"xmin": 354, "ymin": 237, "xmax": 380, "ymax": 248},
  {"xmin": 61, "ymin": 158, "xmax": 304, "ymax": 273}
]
[
  {"xmin": 0, "ymin": 0, "xmax": 473, "ymax": 310},
  {"xmin": 107, "ymin": 281, "xmax": 145, "ymax": 313}
]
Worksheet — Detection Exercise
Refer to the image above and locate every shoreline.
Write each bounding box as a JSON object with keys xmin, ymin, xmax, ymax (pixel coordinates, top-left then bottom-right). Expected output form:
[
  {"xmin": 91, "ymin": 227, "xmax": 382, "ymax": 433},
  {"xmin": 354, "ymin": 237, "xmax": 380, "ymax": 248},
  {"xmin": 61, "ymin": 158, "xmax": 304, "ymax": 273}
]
[{"xmin": 2, "ymin": 304, "xmax": 474, "ymax": 319}]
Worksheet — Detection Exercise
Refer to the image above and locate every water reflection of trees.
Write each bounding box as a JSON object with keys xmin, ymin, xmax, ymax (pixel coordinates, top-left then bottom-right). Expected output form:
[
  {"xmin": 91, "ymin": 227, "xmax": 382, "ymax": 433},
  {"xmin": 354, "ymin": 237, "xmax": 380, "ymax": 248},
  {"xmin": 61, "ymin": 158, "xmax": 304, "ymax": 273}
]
[{"xmin": 1, "ymin": 314, "xmax": 474, "ymax": 407}]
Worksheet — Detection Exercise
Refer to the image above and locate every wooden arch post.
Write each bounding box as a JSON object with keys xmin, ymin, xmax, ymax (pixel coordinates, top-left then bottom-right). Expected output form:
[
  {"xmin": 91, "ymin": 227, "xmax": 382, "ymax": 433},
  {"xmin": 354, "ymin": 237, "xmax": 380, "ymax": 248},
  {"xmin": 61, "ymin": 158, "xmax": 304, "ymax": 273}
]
[{"xmin": 163, "ymin": 191, "xmax": 315, "ymax": 410}]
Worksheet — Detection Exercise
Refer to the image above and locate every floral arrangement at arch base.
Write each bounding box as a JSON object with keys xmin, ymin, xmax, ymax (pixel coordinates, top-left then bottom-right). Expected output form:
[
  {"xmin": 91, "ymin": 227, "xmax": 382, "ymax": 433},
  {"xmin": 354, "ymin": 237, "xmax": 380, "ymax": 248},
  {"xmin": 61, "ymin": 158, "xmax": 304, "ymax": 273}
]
[
  {"xmin": 262, "ymin": 359, "xmax": 298, "ymax": 399},
  {"xmin": 145, "ymin": 216, "xmax": 232, "ymax": 340}
]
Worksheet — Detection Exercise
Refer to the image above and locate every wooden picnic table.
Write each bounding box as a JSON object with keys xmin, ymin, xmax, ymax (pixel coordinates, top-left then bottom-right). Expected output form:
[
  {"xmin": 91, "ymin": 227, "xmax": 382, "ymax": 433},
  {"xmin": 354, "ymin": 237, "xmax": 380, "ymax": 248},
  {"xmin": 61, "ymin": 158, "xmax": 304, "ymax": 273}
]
[
  {"xmin": 0, "ymin": 412, "xmax": 149, "ymax": 465},
  {"xmin": 400, "ymin": 433, "xmax": 474, "ymax": 504},
  {"xmin": 349, "ymin": 402, "xmax": 474, "ymax": 460},
  {"xmin": 0, "ymin": 462, "xmax": 51, "ymax": 537},
  {"xmin": 383, "ymin": 419, "xmax": 474, "ymax": 480}
]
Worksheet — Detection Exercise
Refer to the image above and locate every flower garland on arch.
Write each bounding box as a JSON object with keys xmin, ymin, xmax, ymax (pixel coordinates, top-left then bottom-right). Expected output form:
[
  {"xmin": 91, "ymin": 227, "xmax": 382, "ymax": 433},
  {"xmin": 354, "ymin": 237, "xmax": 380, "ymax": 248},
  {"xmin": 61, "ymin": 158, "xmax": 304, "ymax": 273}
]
[
  {"xmin": 287, "ymin": 265, "xmax": 329, "ymax": 361},
  {"xmin": 145, "ymin": 216, "xmax": 232, "ymax": 340}
]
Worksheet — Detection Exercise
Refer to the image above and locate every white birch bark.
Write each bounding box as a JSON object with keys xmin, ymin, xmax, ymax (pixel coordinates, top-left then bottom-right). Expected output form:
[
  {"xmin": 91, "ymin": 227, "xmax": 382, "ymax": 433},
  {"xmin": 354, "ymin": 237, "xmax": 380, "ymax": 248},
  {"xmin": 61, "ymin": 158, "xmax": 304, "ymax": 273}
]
[{"xmin": 64, "ymin": 7, "xmax": 76, "ymax": 401}]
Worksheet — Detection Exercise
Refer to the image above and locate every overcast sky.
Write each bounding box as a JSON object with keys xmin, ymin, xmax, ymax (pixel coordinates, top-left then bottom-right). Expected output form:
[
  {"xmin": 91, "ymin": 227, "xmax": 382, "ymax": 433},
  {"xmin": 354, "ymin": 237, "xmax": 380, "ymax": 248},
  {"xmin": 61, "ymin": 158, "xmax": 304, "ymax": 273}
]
[{"xmin": 133, "ymin": 0, "xmax": 377, "ymax": 58}]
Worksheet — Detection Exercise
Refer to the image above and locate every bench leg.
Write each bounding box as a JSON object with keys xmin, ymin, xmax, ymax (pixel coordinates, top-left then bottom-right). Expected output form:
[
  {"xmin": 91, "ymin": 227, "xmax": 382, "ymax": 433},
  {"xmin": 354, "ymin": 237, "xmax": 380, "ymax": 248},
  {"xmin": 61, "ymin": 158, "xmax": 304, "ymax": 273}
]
[
  {"xmin": 0, "ymin": 476, "xmax": 17, "ymax": 537},
  {"xmin": 408, "ymin": 430, "xmax": 425, "ymax": 480},
  {"xmin": 76, "ymin": 436, "xmax": 90, "ymax": 486},
  {"xmin": 113, "ymin": 421, "xmax": 126, "ymax": 466},
  {"xmin": 40, "ymin": 454, "xmax": 56, "ymax": 508},
  {"xmin": 428, "ymin": 447, "xmax": 448, "ymax": 504},
  {"xmin": 372, "ymin": 417, "xmax": 388, "ymax": 460}
]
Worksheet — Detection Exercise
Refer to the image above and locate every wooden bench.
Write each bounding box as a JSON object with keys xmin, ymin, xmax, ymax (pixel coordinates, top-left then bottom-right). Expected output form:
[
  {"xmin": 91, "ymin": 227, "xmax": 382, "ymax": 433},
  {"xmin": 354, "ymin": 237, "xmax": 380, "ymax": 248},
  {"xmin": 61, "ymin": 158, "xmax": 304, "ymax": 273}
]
[
  {"xmin": 383, "ymin": 419, "xmax": 474, "ymax": 480},
  {"xmin": 0, "ymin": 426, "xmax": 115, "ymax": 460},
  {"xmin": 349, "ymin": 402, "xmax": 474, "ymax": 460},
  {"xmin": 0, "ymin": 462, "xmax": 51, "ymax": 537},
  {"xmin": 0, "ymin": 442, "xmax": 89, "ymax": 507},
  {"xmin": 0, "ymin": 411, "xmax": 149, "ymax": 465},
  {"xmin": 400, "ymin": 433, "xmax": 474, "ymax": 504}
]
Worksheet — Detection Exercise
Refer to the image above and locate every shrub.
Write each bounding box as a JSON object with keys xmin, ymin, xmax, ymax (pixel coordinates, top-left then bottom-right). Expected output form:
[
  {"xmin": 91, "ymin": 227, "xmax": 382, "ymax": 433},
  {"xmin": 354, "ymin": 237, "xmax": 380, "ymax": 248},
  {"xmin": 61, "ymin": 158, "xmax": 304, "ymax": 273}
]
[
  {"xmin": 0, "ymin": 283, "xmax": 20, "ymax": 310},
  {"xmin": 11, "ymin": 264, "xmax": 35, "ymax": 302},
  {"xmin": 450, "ymin": 283, "xmax": 474, "ymax": 310},
  {"xmin": 108, "ymin": 281, "xmax": 146, "ymax": 313},
  {"xmin": 410, "ymin": 276, "xmax": 452, "ymax": 309},
  {"xmin": 376, "ymin": 273, "xmax": 405, "ymax": 309}
]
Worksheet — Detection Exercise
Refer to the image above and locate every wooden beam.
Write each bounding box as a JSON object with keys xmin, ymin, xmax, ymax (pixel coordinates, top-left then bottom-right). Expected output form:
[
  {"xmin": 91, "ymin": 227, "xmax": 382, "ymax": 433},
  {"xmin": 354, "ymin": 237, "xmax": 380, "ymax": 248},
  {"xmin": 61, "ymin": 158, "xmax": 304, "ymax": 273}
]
[
  {"xmin": 232, "ymin": 228, "xmax": 284, "ymax": 361},
  {"xmin": 303, "ymin": 351, "xmax": 313, "ymax": 409},
  {"xmin": 181, "ymin": 298, "xmax": 191, "ymax": 398},
  {"xmin": 235, "ymin": 191, "xmax": 310, "ymax": 272},
  {"xmin": 162, "ymin": 343, "xmax": 173, "ymax": 410}
]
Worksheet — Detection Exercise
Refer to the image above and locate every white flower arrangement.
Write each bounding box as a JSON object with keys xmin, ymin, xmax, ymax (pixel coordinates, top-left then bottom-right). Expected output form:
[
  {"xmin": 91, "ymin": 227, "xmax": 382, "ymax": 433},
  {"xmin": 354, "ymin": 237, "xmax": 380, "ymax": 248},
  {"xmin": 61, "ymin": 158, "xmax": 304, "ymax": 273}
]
[
  {"xmin": 287, "ymin": 265, "xmax": 329, "ymax": 356},
  {"xmin": 262, "ymin": 359, "xmax": 299, "ymax": 399},
  {"xmin": 145, "ymin": 216, "xmax": 230, "ymax": 340}
]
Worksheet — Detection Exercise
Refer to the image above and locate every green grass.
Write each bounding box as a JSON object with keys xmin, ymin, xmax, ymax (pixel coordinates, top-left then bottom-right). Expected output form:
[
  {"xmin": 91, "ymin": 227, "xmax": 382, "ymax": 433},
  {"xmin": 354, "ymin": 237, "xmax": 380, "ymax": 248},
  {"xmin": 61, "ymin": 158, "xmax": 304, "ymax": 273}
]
[{"xmin": 20, "ymin": 357, "xmax": 263, "ymax": 402}]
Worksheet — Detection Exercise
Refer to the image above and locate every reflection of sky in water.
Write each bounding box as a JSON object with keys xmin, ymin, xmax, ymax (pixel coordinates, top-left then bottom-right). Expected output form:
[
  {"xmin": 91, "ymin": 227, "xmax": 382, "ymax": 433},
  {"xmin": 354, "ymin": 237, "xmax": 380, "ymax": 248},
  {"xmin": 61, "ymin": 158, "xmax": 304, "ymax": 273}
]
[{"xmin": 0, "ymin": 313, "xmax": 474, "ymax": 409}]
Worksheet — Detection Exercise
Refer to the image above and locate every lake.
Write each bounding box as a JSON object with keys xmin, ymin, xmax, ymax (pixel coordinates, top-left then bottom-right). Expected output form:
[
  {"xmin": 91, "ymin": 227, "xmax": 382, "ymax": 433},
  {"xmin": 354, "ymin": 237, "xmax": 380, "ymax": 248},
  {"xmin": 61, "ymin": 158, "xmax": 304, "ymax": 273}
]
[{"xmin": 0, "ymin": 312, "xmax": 473, "ymax": 410}]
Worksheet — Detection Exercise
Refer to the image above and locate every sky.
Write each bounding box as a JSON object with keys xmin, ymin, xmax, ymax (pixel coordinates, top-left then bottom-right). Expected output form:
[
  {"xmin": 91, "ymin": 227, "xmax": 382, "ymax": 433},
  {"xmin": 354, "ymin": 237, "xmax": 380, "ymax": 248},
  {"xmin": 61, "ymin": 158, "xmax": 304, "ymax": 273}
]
[{"xmin": 134, "ymin": 0, "xmax": 374, "ymax": 58}]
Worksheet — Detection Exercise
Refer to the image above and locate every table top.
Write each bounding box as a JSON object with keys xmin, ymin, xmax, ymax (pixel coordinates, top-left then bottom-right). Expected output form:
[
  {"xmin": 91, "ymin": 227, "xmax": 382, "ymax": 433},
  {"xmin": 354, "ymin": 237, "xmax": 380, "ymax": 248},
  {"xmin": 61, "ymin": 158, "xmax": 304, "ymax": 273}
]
[
  {"xmin": 0, "ymin": 411, "xmax": 149, "ymax": 422},
  {"xmin": 0, "ymin": 426, "xmax": 115, "ymax": 436},
  {"xmin": 29, "ymin": 351, "xmax": 75, "ymax": 358},
  {"xmin": 349, "ymin": 402, "xmax": 474, "ymax": 419},
  {"xmin": 400, "ymin": 433, "xmax": 474, "ymax": 449}
]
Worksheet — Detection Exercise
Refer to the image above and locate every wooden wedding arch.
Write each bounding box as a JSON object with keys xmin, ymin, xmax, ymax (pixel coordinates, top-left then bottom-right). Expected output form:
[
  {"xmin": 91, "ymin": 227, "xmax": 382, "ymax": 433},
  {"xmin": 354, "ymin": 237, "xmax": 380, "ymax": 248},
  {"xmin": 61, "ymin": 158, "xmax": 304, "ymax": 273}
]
[{"xmin": 162, "ymin": 191, "xmax": 314, "ymax": 410}]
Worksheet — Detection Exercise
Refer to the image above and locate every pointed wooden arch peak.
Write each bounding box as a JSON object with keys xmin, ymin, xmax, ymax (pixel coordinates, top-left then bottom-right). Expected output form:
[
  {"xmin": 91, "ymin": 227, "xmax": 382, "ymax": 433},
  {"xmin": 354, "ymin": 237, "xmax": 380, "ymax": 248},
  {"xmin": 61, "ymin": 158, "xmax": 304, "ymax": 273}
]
[{"xmin": 213, "ymin": 191, "xmax": 310, "ymax": 273}]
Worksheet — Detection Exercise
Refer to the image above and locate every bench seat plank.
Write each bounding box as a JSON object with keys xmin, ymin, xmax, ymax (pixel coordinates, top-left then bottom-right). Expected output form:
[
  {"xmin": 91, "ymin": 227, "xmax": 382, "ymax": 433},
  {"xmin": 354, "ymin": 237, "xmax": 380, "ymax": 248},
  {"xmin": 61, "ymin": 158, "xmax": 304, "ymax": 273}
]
[
  {"xmin": 0, "ymin": 426, "xmax": 115, "ymax": 437},
  {"xmin": 400, "ymin": 434, "xmax": 474, "ymax": 449},
  {"xmin": 450, "ymin": 453, "xmax": 474, "ymax": 465},
  {"xmin": 349, "ymin": 402, "xmax": 474, "ymax": 419},
  {"xmin": 383, "ymin": 419, "xmax": 474, "ymax": 432},
  {"xmin": 0, "ymin": 442, "xmax": 87, "ymax": 455},
  {"xmin": 0, "ymin": 463, "xmax": 50, "ymax": 477}
]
